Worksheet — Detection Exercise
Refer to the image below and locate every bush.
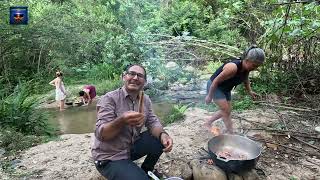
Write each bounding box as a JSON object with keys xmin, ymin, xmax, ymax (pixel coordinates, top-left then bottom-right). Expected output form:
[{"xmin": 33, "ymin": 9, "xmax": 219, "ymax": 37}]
[
  {"xmin": 95, "ymin": 79, "xmax": 122, "ymax": 95},
  {"xmin": 205, "ymin": 61, "xmax": 223, "ymax": 74},
  {"xmin": 86, "ymin": 63, "xmax": 121, "ymax": 81},
  {"xmin": 0, "ymin": 83, "xmax": 53, "ymax": 136},
  {"xmin": 0, "ymin": 128, "xmax": 44, "ymax": 154},
  {"xmin": 232, "ymin": 95, "xmax": 254, "ymax": 112}
]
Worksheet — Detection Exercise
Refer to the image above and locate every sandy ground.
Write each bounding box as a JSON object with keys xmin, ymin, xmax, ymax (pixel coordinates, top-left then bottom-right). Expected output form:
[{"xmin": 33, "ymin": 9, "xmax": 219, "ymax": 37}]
[{"xmin": 2, "ymin": 107, "xmax": 320, "ymax": 180}]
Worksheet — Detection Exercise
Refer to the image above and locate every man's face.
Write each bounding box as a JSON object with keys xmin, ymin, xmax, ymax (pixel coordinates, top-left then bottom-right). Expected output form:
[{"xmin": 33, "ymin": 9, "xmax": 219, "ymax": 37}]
[{"xmin": 123, "ymin": 65, "xmax": 146, "ymax": 92}]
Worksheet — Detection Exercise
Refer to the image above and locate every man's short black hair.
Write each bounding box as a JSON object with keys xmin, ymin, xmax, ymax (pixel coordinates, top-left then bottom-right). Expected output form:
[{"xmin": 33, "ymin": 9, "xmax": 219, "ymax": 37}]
[
  {"xmin": 79, "ymin": 91, "xmax": 85, "ymax": 96},
  {"xmin": 124, "ymin": 64, "xmax": 147, "ymax": 79}
]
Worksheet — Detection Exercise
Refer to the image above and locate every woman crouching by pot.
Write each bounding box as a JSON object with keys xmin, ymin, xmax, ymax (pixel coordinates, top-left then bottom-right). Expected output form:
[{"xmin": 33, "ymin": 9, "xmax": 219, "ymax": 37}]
[{"xmin": 205, "ymin": 45, "xmax": 266, "ymax": 133}]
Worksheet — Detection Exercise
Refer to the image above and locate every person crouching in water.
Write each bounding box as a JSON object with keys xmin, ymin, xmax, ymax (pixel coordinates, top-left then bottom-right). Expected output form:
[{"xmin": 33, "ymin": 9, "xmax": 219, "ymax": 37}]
[
  {"xmin": 79, "ymin": 85, "xmax": 96, "ymax": 105},
  {"xmin": 205, "ymin": 45, "xmax": 265, "ymax": 134}
]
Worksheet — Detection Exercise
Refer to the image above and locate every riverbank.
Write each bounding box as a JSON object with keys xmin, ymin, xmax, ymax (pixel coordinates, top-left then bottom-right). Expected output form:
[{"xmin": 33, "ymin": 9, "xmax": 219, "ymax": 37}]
[{"xmin": 2, "ymin": 107, "xmax": 319, "ymax": 180}]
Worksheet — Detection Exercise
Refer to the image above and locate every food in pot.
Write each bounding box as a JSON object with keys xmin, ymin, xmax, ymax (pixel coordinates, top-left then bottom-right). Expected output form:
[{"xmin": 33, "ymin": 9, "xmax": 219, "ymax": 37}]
[{"xmin": 216, "ymin": 149, "xmax": 248, "ymax": 160}]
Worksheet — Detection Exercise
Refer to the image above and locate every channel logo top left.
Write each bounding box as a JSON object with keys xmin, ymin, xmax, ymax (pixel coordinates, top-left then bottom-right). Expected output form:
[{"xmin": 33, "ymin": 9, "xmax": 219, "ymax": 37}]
[{"xmin": 10, "ymin": 6, "xmax": 28, "ymax": 25}]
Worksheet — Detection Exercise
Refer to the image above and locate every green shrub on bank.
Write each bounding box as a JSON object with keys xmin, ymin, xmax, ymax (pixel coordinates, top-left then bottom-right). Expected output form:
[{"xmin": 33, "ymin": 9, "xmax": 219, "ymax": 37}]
[
  {"xmin": 0, "ymin": 82, "xmax": 55, "ymax": 173},
  {"xmin": 205, "ymin": 61, "xmax": 223, "ymax": 74},
  {"xmin": 195, "ymin": 102, "xmax": 218, "ymax": 112},
  {"xmin": 163, "ymin": 104, "xmax": 188, "ymax": 125},
  {"xmin": 232, "ymin": 95, "xmax": 254, "ymax": 112},
  {"xmin": 0, "ymin": 83, "xmax": 53, "ymax": 136},
  {"xmin": 0, "ymin": 128, "xmax": 45, "ymax": 155}
]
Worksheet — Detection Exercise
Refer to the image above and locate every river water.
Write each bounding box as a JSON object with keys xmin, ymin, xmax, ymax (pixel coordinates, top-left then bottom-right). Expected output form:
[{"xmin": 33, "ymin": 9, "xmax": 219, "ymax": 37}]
[{"xmin": 48, "ymin": 102, "xmax": 174, "ymax": 134}]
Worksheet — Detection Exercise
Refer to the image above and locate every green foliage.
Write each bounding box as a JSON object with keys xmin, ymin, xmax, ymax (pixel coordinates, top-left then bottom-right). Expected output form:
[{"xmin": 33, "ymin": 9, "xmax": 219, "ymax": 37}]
[
  {"xmin": 163, "ymin": 104, "xmax": 188, "ymax": 125},
  {"xmin": 94, "ymin": 79, "xmax": 122, "ymax": 96},
  {"xmin": 232, "ymin": 96, "xmax": 254, "ymax": 112},
  {"xmin": 289, "ymin": 176, "xmax": 298, "ymax": 180},
  {"xmin": 262, "ymin": 2, "xmax": 320, "ymax": 45},
  {"xmin": 0, "ymin": 128, "xmax": 44, "ymax": 154},
  {"xmin": 0, "ymin": 0, "xmax": 319, "ymax": 111},
  {"xmin": 0, "ymin": 83, "xmax": 53, "ymax": 135},
  {"xmin": 73, "ymin": 63, "xmax": 121, "ymax": 81},
  {"xmin": 205, "ymin": 61, "xmax": 223, "ymax": 74},
  {"xmin": 0, "ymin": 0, "xmax": 141, "ymax": 92},
  {"xmin": 194, "ymin": 102, "xmax": 218, "ymax": 112}
]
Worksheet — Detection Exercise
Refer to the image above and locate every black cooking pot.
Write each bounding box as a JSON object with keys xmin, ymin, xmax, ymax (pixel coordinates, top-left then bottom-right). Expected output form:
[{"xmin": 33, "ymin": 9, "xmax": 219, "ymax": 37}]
[{"xmin": 207, "ymin": 134, "xmax": 262, "ymax": 174}]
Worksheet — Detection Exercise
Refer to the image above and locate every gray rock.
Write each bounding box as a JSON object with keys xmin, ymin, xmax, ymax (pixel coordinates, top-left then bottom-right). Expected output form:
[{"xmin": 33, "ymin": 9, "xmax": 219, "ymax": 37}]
[
  {"xmin": 180, "ymin": 163, "xmax": 193, "ymax": 180},
  {"xmin": 11, "ymin": 159, "xmax": 22, "ymax": 169},
  {"xmin": 199, "ymin": 90, "xmax": 207, "ymax": 95},
  {"xmin": 200, "ymin": 74, "xmax": 211, "ymax": 80},
  {"xmin": 0, "ymin": 148, "xmax": 6, "ymax": 157},
  {"xmin": 315, "ymin": 126, "xmax": 320, "ymax": 133},
  {"xmin": 190, "ymin": 159, "xmax": 227, "ymax": 180},
  {"xmin": 166, "ymin": 62, "xmax": 179, "ymax": 70},
  {"xmin": 201, "ymin": 80, "xmax": 208, "ymax": 90},
  {"xmin": 242, "ymin": 169, "xmax": 260, "ymax": 180},
  {"xmin": 183, "ymin": 66, "xmax": 195, "ymax": 72},
  {"xmin": 228, "ymin": 169, "xmax": 260, "ymax": 180},
  {"xmin": 228, "ymin": 173, "xmax": 243, "ymax": 180}
]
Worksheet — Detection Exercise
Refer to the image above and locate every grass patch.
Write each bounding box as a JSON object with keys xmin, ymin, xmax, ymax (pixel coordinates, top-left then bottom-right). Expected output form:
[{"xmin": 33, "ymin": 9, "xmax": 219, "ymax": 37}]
[
  {"xmin": 192, "ymin": 95, "xmax": 255, "ymax": 112},
  {"xmin": 232, "ymin": 95, "xmax": 255, "ymax": 112},
  {"xmin": 194, "ymin": 102, "xmax": 218, "ymax": 112}
]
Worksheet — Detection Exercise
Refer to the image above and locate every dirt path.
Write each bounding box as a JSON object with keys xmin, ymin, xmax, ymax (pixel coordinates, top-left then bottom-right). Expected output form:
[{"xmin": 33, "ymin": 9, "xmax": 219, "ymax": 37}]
[{"xmin": 3, "ymin": 108, "xmax": 320, "ymax": 180}]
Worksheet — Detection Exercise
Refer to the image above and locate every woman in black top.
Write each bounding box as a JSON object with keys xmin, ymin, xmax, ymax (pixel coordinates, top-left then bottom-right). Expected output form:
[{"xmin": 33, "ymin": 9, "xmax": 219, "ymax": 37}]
[{"xmin": 205, "ymin": 46, "xmax": 266, "ymax": 133}]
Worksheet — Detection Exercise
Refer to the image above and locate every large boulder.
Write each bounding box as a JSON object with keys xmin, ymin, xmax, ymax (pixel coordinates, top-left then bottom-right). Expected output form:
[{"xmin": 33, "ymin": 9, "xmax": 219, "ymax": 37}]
[
  {"xmin": 228, "ymin": 169, "xmax": 260, "ymax": 180},
  {"xmin": 180, "ymin": 163, "xmax": 193, "ymax": 180},
  {"xmin": 0, "ymin": 148, "xmax": 5, "ymax": 158},
  {"xmin": 190, "ymin": 159, "xmax": 227, "ymax": 180},
  {"xmin": 166, "ymin": 62, "xmax": 179, "ymax": 70}
]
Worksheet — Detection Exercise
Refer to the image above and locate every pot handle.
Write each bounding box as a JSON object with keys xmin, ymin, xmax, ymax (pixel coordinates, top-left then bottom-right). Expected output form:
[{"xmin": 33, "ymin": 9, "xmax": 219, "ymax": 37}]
[
  {"xmin": 148, "ymin": 171, "xmax": 160, "ymax": 180},
  {"xmin": 216, "ymin": 155, "xmax": 229, "ymax": 162}
]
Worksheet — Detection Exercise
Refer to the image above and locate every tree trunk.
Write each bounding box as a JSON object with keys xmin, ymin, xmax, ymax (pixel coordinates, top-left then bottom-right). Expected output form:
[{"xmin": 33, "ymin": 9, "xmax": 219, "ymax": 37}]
[{"xmin": 37, "ymin": 45, "xmax": 44, "ymax": 74}]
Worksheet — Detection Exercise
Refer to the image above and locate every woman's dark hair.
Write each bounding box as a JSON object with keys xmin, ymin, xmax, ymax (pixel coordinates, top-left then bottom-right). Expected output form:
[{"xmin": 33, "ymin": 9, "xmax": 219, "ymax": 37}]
[
  {"xmin": 79, "ymin": 91, "xmax": 85, "ymax": 96},
  {"xmin": 124, "ymin": 64, "xmax": 147, "ymax": 79},
  {"xmin": 56, "ymin": 71, "xmax": 63, "ymax": 77}
]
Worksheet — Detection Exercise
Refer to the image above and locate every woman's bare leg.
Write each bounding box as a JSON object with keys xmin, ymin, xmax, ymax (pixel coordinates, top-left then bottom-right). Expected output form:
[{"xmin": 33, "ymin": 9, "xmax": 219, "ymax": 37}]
[
  {"xmin": 204, "ymin": 110, "xmax": 223, "ymax": 130},
  {"xmin": 215, "ymin": 99, "xmax": 232, "ymax": 133},
  {"xmin": 60, "ymin": 100, "xmax": 65, "ymax": 111}
]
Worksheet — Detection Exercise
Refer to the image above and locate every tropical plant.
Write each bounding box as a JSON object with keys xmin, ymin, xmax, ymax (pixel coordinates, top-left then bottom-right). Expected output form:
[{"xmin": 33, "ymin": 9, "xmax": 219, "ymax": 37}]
[
  {"xmin": 0, "ymin": 83, "xmax": 53, "ymax": 135},
  {"xmin": 163, "ymin": 103, "xmax": 188, "ymax": 125}
]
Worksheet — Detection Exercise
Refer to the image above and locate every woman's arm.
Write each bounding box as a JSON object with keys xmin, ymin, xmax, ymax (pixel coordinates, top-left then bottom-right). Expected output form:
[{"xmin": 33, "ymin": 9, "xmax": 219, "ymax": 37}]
[
  {"xmin": 49, "ymin": 79, "xmax": 56, "ymax": 86},
  {"xmin": 243, "ymin": 73, "xmax": 259, "ymax": 99},
  {"xmin": 84, "ymin": 89, "xmax": 91, "ymax": 104},
  {"xmin": 243, "ymin": 72, "xmax": 252, "ymax": 93},
  {"xmin": 208, "ymin": 63, "xmax": 238, "ymax": 98}
]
